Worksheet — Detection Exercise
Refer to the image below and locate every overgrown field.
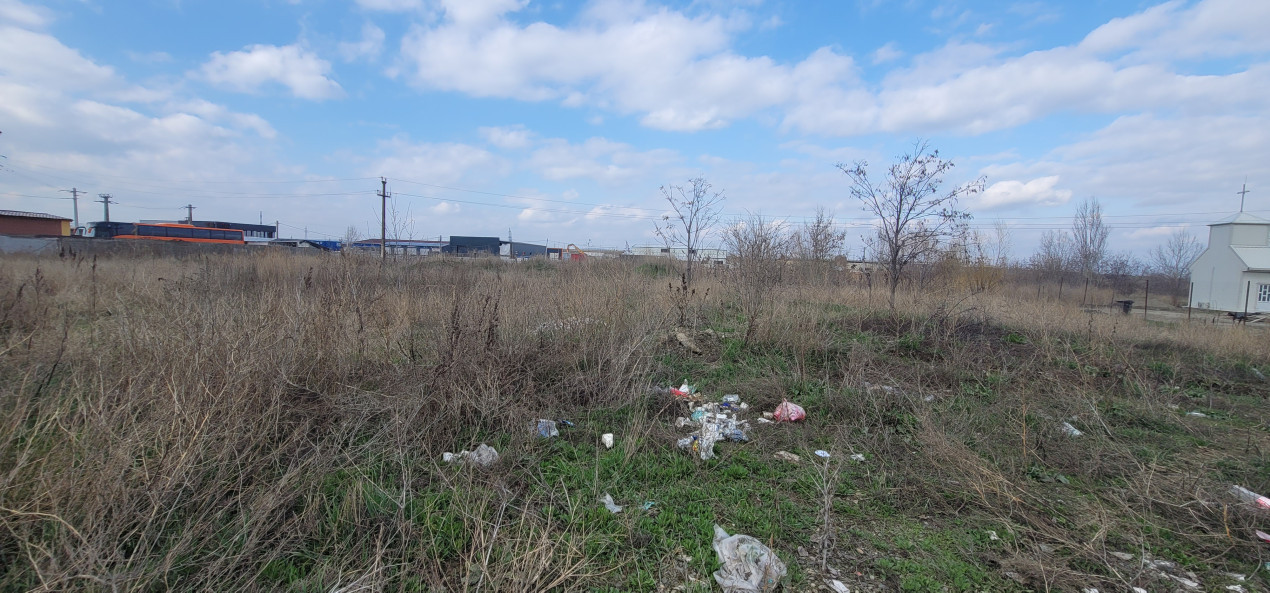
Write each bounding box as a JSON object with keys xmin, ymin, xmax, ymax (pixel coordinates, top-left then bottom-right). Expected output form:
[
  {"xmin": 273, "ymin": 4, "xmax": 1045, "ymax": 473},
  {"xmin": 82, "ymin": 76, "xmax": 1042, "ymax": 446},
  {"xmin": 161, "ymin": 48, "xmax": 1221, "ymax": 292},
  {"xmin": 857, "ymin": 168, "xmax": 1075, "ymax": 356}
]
[{"xmin": 1, "ymin": 252, "xmax": 1268, "ymax": 592}]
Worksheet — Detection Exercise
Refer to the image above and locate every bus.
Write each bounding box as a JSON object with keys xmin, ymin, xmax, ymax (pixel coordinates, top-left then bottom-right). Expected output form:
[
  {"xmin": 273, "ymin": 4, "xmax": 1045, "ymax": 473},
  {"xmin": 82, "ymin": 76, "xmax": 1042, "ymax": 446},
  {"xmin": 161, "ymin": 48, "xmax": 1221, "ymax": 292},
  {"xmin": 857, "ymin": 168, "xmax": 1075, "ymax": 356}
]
[{"xmin": 78, "ymin": 222, "xmax": 246, "ymax": 244}]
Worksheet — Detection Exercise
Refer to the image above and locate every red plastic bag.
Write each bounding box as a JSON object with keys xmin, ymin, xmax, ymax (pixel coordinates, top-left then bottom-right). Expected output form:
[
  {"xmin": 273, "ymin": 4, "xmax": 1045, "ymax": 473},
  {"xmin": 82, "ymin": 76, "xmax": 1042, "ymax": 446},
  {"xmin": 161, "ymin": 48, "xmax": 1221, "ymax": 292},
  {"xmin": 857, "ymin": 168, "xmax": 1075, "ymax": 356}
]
[{"xmin": 773, "ymin": 400, "xmax": 805, "ymax": 422}]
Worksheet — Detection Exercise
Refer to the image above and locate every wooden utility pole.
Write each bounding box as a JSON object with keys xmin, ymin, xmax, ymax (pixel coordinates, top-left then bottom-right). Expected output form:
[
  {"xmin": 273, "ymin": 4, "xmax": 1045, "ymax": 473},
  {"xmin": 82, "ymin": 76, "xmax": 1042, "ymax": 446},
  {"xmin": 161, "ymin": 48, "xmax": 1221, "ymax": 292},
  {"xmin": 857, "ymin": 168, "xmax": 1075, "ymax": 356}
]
[
  {"xmin": 97, "ymin": 194, "xmax": 113, "ymax": 223},
  {"xmin": 379, "ymin": 177, "xmax": 389, "ymax": 262}
]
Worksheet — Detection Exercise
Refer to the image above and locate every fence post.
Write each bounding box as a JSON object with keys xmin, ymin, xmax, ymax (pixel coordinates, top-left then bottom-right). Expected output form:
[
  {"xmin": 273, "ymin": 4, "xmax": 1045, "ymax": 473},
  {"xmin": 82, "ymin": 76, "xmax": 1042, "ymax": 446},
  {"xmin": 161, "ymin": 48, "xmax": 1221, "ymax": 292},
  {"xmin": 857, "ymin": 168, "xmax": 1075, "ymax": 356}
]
[
  {"xmin": 1144, "ymin": 279, "xmax": 1149, "ymax": 320},
  {"xmin": 1187, "ymin": 282, "xmax": 1193, "ymax": 323}
]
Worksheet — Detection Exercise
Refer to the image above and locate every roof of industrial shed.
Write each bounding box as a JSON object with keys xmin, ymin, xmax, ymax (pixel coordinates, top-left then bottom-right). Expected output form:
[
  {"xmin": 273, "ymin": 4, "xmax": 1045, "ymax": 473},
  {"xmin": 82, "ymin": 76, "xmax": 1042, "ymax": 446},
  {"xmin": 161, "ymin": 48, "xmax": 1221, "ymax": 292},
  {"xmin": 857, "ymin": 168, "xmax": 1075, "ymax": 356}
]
[{"xmin": 0, "ymin": 210, "xmax": 71, "ymax": 221}]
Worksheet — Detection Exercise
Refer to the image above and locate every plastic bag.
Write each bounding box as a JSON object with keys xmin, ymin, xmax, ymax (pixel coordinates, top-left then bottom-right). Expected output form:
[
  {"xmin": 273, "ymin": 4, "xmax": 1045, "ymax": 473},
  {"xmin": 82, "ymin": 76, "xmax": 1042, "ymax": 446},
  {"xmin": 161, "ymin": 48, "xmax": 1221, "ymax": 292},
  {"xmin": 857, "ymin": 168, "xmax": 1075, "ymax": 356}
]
[
  {"xmin": 773, "ymin": 400, "xmax": 805, "ymax": 422},
  {"xmin": 534, "ymin": 419, "xmax": 559, "ymax": 438},
  {"xmin": 712, "ymin": 524, "xmax": 787, "ymax": 593}
]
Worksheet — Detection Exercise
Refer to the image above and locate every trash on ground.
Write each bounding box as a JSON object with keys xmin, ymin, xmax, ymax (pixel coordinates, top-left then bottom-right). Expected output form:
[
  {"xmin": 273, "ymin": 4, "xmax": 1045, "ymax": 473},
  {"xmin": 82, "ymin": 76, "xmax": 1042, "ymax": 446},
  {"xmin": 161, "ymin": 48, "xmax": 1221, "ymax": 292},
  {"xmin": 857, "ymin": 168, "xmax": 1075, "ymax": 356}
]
[
  {"xmin": 1187, "ymin": 411, "xmax": 1208, "ymax": 417},
  {"xmin": 755, "ymin": 417, "xmax": 773, "ymax": 424},
  {"xmin": 1256, "ymin": 530, "xmax": 1270, "ymax": 543},
  {"xmin": 1230, "ymin": 485, "xmax": 1270, "ymax": 509},
  {"xmin": 441, "ymin": 443, "xmax": 499, "ymax": 467},
  {"xmin": 601, "ymin": 493, "xmax": 623, "ymax": 513},
  {"xmin": 826, "ymin": 579, "xmax": 850, "ymax": 593},
  {"xmin": 814, "ymin": 450, "xmax": 830, "ymax": 458},
  {"xmin": 1109, "ymin": 551, "xmax": 1133, "ymax": 561},
  {"xmin": 602, "ymin": 433, "xmax": 614, "ymax": 449},
  {"xmin": 1059, "ymin": 422, "xmax": 1083, "ymax": 437},
  {"xmin": 773, "ymin": 400, "xmax": 806, "ymax": 422},
  {"xmin": 849, "ymin": 453, "xmax": 865, "ymax": 462},
  {"xmin": 534, "ymin": 419, "xmax": 559, "ymax": 438},
  {"xmin": 641, "ymin": 501, "xmax": 656, "ymax": 511},
  {"xmin": 1252, "ymin": 367, "xmax": 1267, "ymax": 381},
  {"xmin": 773, "ymin": 451, "xmax": 801, "ymax": 464},
  {"xmin": 712, "ymin": 524, "xmax": 787, "ymax": 593},
  {"xmin": 670, "ymin": 383, "xmax": 699, "ymax": 399},
  {"xmin": 986, "ymin": 530, "xmax": 1000, "ymax": 541},
  {"xmin": 676, "ymin": 395, "xmax": 752, "ymax": 460}
]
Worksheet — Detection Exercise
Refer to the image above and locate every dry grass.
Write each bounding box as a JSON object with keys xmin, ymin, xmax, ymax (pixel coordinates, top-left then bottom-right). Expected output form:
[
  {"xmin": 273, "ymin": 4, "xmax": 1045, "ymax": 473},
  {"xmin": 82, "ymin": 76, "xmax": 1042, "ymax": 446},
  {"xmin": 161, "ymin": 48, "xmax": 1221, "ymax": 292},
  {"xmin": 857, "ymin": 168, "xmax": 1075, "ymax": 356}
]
[{"xmin": 0, "ymin": 250, "xmax": 1267, "ymax": 591}]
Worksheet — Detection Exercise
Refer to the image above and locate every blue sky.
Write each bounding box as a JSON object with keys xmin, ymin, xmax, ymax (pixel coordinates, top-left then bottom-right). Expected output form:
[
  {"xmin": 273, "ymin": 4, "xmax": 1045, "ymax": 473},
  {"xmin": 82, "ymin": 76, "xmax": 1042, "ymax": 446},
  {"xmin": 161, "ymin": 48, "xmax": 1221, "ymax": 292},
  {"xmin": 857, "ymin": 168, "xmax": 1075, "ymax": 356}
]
[{"xmin": 1, "ymin": 0, "xmax": 1266, "ymax": 257}]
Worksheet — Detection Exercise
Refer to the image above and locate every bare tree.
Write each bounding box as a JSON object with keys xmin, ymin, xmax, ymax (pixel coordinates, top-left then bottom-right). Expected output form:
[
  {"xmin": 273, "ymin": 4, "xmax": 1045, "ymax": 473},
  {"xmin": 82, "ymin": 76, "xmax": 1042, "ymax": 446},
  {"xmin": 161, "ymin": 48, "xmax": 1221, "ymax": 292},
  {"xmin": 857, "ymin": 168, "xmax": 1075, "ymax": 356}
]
[
  {"xmin": 341, "ymin": 225, "xmax": 362, "ymax": 254},
  {"xmin": 794, "ymin": 206, "xmax": 847, "ymax": 261},
  {"xmin": 838, "ymin": 140, "xmax": 983, "ymax": 308},
  {"xmin": 1030, "ymin": 229, "xmax": 1075, "ymax": 279},
  {"xmin": 1148, "ymin": 228, "xmax": 1203, "ymax": 304},
  {"xmin": 1072, "ymin": 197, "xmax": 1109, "ymax": 280},
  {"xmin": 722, "ymin": 213, "xmax": 792, "ymax": 345},
  {"xmin": 654, "ymin": 178, "xmax": 725, "ymax": 288}
]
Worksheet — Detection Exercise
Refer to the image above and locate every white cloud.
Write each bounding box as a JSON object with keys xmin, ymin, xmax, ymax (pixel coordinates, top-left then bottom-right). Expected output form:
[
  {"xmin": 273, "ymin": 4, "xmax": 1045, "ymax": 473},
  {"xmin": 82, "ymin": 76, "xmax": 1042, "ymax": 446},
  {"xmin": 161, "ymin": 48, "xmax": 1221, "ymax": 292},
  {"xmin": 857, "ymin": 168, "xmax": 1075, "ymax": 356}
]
[
  {"xmin": 364, "ymin": 136, "xmax": 504, "ymax": 184},
  {"xmin": 975, "ymin": 176, "xmax": 1072, "ymax": 210},
  {"xmin": 338, "ymin": 23, "xmax": 385, "ymax": 62},
  {"xmin": 527, "ymin": 137, "xmax": 678, "ymax": 184},
  {"xmin": 353, "ymin": 0, "xmax": 425, "ymax": 12},
  {"xmin": 392, "ymin": 0, "xmax": 1268, "ymax": 138},
  {"xmin": 0, "ymin": 26, "xmax": 117, "ymax": 92},
  {"xmin": 398, "ymin": 3, "xmax": 803, "ymax": 131},
  {"xmin": 431, "ymin": 201, "xmax": 460, "ymax": 214},
  {"xmin": 0, "ymin": 0, "xmax": 50, "ymax": 28},
  {"xmin": 479, "ymin": 125, "xmax": 533, "ymax": 149},
  {"xmin": 871, "ymin": 42, "xmax": 903, "ymax": 64},
  {"xmin": 439, "ymin": 0, "xmax": 526, "ymax": 26},
  {"xmin": 200, "ymin": 44, "xmax": 343, "ymax": 100}
]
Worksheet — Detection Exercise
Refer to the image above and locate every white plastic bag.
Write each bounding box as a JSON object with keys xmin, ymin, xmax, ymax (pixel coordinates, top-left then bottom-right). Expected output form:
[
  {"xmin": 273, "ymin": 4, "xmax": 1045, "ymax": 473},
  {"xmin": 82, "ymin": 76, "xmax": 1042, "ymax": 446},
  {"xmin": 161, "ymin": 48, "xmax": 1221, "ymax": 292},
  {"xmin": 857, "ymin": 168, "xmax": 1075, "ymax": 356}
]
[{"xmin": 712, "ymin": 524, "xmax": 786, "ymax": 593}]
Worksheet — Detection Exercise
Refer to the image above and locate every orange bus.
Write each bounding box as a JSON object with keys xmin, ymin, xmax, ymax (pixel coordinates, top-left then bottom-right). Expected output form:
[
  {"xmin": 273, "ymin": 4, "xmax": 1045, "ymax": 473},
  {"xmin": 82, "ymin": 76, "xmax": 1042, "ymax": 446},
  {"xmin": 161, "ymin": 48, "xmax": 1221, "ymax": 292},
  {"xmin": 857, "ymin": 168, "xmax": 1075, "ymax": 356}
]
[{"xmin": 81, "ymin": 222, "xmax": 245, "ymax": 244}]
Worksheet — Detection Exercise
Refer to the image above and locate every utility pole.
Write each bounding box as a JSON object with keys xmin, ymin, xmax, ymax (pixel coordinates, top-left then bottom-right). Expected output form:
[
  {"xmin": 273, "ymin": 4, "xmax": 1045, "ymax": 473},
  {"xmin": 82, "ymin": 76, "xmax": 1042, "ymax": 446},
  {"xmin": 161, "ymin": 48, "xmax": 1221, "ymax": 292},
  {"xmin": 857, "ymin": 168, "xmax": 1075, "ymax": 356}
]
[
  {"xmin": 183, "ymin": 204, "xmax": 195, "ymax": 225},
  {"xmin": 379, "ymin": 177, "xmax": 389, "ymax": 263},
  {"xmin": 60, "ymin": 188, "xmax": 82, "ymax": 228},
  {"xmin": 97, "ymin": 193, "xmax": 113, "ymax": 223}
]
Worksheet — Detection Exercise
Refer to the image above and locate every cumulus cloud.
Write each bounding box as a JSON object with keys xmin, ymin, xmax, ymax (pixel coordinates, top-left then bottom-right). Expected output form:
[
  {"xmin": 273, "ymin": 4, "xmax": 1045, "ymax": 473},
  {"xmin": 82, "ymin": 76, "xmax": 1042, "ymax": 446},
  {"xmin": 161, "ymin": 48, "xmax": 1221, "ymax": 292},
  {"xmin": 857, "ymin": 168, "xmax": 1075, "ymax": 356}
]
[
  {"xmin": 338, "ymin": 23, "xmax": 385, "ymax": 62},
  {"xmin": 398, "ymin": 2, "xmax": 804, "ymax": 131},
  {"xmin": 975, "ymin": 176, "xmax": 1072, "ymax": 210},
  {"xmin": 392, "ymin": 0, "xmax": 1269, "ymax": 138},
  {"xmin": 200, "ymin": 44, "xmax": 343, "ymax": 100}
]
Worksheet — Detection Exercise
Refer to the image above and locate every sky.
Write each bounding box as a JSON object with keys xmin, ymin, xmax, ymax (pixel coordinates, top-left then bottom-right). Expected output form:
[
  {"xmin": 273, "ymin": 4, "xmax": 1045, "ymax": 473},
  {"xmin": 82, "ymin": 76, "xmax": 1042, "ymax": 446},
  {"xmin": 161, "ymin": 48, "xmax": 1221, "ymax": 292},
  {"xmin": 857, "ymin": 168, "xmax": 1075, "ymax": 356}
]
[{"xmin": 0, "ymin": 0, "xmax": 1267, "ymax": 258}]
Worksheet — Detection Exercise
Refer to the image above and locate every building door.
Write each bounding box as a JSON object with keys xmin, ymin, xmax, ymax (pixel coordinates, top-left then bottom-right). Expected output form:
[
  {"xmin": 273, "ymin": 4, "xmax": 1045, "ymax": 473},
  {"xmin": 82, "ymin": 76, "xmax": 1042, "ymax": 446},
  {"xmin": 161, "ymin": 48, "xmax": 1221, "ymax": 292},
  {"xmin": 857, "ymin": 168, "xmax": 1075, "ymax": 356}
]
[{"xmin": 1259, "ymin": 283, "xmax": 1270, "ymax": 312}]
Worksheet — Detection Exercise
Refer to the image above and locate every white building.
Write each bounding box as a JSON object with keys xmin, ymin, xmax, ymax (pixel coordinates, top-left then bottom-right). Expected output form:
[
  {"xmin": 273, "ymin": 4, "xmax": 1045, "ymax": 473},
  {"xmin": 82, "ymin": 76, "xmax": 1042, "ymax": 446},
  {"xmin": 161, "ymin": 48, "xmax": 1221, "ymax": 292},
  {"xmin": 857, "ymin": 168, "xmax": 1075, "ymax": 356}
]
[
  {"xmin": 1189, "ymin": 212, "xmax": 1270, "ymax": 312},
  {"xmin": 629, "ymin": 246, "xmax": 728, "ymax": 266}
]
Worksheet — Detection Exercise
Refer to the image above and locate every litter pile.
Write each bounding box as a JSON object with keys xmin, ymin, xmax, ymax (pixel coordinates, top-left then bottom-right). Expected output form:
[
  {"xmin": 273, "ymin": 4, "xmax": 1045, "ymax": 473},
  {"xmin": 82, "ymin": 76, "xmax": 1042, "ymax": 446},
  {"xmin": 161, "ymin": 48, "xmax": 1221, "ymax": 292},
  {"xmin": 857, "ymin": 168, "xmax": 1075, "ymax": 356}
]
[{"xmin": 675, "ymin": 392, "xmax": 751, "ymax": 460}]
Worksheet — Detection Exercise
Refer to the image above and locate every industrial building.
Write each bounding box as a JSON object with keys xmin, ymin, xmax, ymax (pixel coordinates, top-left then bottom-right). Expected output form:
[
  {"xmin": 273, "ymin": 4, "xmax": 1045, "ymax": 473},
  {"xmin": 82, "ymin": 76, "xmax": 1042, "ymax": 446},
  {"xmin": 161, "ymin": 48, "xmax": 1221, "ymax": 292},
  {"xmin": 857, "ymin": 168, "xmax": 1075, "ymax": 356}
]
[{"xmin": 0, "ymin": 210, "xmax": 72, "ymax": 237}]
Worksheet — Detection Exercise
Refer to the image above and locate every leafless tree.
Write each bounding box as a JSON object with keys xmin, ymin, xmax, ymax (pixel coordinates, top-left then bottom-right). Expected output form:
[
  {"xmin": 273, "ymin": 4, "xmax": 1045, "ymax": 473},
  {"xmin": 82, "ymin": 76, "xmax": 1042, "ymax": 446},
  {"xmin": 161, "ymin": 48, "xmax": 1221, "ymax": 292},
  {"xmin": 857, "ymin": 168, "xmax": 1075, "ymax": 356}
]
[
  {"xmin": 838, "ymin": 140, "xmax": 983, "ymax": 308},
  {"xmin": 1030, "ymin": 229, "xmax": 1075, "ymax": 278},
  {"xmin": 1072, "ymin": 197, "xmax": 1109, "ymax": 280},
  {"xmin": 654, "ymin": 178, "xmax": 725, "ymax": 288},
  {"xmin": 794, "ymin": 206, "xmax": 847, "ymax": 261},
  {"xmin": 722, "ymin": 213, "xmax": 793, "ymax": 345},
  {"xmin": 341, "ymin": 225, "xmax": 362, "ymax": 254},
  {"xmin": 1102, "ymin": 251, "xmax": 1143, "ymax": 296},
  {"xmin": 1148, "ymin": 228, "xmax": 1203, "ymax": 304}
]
